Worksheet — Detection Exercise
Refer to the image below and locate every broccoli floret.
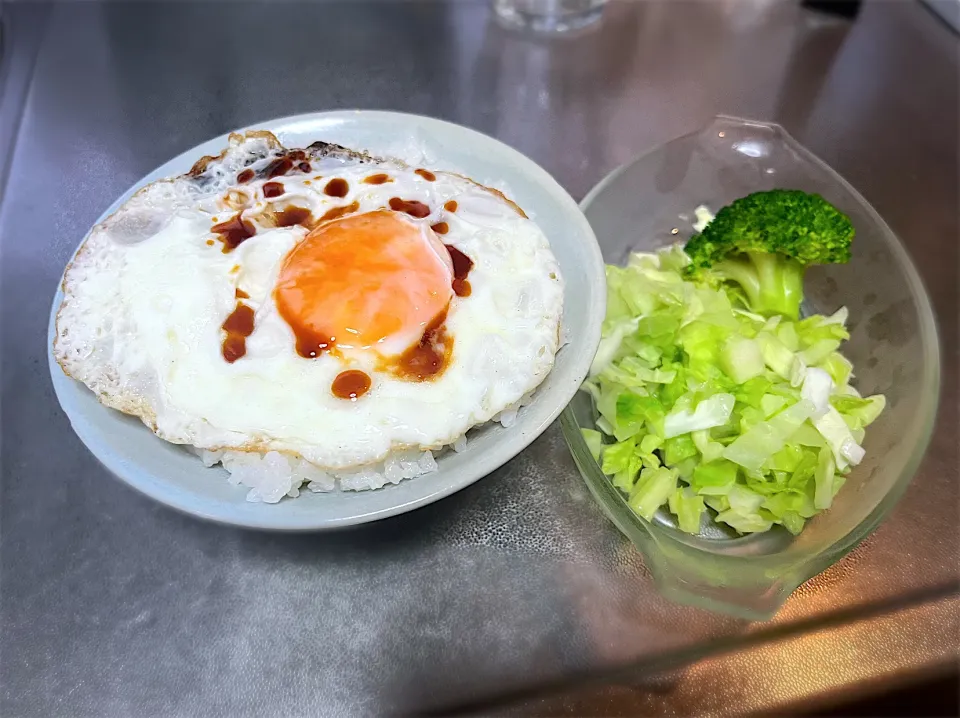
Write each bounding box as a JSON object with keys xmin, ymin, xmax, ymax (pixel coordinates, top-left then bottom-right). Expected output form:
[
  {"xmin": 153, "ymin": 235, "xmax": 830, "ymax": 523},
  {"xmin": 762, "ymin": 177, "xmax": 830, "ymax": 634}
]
[{"xmin": 684, "ymin": 190, "xmax": 854, "ymax": 319}]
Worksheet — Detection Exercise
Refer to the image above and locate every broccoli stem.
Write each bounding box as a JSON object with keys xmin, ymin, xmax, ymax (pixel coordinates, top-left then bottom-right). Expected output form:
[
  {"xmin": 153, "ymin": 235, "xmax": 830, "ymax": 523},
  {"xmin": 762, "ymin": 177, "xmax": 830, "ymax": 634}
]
[
  {"xmin": 750, "ymin": 251, "xmax": 805, "ymax": 319},
  {"xmin": 715, "ymin": 252, "xmax": 805, "ymax": 319},
  {"xmin": 714, "ymin": 257, "xmax": 761, "ymax": 308}
]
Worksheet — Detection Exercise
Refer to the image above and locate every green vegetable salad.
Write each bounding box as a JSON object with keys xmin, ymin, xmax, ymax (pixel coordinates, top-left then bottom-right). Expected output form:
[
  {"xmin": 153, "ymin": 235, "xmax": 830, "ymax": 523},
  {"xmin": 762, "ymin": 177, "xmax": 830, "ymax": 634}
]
[{"xmin": 582, "ymin": 190, "xmax": 885, "ymax": 536}]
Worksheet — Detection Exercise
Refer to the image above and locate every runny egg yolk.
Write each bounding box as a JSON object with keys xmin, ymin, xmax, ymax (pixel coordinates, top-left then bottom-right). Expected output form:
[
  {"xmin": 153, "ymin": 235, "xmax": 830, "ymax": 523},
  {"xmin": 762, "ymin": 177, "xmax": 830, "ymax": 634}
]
[{"xmin": 275, "ymin": 210, "xmax": 454, "ymax": 357}]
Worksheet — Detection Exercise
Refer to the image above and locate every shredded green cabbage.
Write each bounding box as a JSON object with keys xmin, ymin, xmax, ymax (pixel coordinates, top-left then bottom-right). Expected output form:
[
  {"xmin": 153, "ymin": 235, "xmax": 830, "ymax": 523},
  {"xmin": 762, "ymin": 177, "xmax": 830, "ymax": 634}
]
[{"xmin": 582, "ymin": 246, "xmax": 885, "ymax": 536}]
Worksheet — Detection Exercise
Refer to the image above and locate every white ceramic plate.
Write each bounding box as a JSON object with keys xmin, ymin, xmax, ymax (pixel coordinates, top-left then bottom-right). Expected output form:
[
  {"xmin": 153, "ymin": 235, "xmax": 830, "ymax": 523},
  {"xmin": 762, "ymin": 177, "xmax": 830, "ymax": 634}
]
[{"xmin": 48, "ymin": 110, "xmax": 605, "ymax": 530}]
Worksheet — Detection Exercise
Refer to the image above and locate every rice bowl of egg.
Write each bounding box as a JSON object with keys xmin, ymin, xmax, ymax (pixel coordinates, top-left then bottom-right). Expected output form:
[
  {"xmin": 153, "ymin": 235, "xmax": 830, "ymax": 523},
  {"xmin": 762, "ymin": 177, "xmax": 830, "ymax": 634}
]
[{"xmin": 48, "ymin": 111, "xmax": 604, "ymax": 529}]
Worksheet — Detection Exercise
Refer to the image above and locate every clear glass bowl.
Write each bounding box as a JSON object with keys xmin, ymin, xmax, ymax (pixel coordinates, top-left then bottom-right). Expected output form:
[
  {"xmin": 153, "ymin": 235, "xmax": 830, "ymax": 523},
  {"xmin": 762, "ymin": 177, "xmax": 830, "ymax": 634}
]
[{"xmin": 560, "ymin": 116, "xmax": 941, "ymax": 619}]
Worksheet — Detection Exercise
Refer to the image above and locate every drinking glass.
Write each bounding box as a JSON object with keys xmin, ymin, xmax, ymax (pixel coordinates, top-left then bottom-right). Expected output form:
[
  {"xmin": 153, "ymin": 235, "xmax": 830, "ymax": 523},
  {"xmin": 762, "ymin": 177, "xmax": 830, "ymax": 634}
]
[{"xmin": 493, "ymin": 0, "xmax": 607, "ymax": 33}]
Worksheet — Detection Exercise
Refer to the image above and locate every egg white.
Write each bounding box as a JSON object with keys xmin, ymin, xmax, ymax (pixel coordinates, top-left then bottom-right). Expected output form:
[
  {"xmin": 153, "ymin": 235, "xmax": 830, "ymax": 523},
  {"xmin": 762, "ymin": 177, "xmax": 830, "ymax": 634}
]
[{"xmin": 55, "ymin": 133, "xmax": 564, "ymax": 471}]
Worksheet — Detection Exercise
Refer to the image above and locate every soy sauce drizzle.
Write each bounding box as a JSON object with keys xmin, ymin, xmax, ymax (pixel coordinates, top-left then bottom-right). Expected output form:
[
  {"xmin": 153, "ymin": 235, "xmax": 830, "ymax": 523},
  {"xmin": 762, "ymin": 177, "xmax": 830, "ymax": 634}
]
[
  {"xmin": 251, "ymin": 149, "xmax": 311, "ymax": 181},
  {"xmin": 445, "ymin": 244, "xmax": 473, "ymax": 297},
  {"xmin": 393, "ymin": 308, "xmax": 451, "ymax": 381},
  {"xmin": 263, "ymin": 156, "xmax": 293, "ymax": 179},
  {"xmin": 389, "ymin": 197, "xmax": 431, "ymax": 218},
  {"xmin": 221, "ymin": 303, "xmax": 255, "ymax": 363},
  {"xmin": 295, "ymin": 330, "xmax": 334, "ymax": 359},
  {"xmin": 332, "ymin": 370, "xmax": 372, "ymax": 400},
  {"xmin": 363, "ymin": 173, "xmax": 392, "ymax": 185},
  {"xmin": 319, "ymin": 201, "xmax": 360, "ymax": 223},
  {"xmin": 275, "ymin": 206, "xmax": 313, "ymax": 228},
  {"xmin": 262, "ymin": 181, "xmax": 284, "ymax": 198},
  {"xmin": 213, "ymin": 213, "xmax": 256, "ymax": 252},
  {"xmin": 324, "ymin": 178, "xmax": 349, "ymax": 198}
]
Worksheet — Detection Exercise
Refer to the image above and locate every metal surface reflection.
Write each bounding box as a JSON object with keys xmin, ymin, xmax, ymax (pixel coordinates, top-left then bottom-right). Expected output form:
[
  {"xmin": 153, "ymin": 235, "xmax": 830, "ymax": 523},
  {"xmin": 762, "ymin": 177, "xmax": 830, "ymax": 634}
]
[{"xmin": 0, "ymin": 1, "xmax": 956, "ymax": 716}]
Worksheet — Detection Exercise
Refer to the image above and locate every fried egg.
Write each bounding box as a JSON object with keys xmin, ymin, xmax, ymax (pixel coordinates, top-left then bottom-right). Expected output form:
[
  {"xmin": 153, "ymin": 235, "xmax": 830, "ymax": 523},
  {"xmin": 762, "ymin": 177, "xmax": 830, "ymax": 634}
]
[{"xmin": 54, "ymin": 132, "xmax": 564, "ymax": 474}]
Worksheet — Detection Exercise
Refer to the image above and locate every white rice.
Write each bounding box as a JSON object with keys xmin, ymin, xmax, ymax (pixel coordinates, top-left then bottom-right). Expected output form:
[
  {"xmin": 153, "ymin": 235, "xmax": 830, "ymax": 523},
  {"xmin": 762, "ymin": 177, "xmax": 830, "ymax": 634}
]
[
  {"xmin": 196, "ymin": 391, "xmax": 536, "ymax": 503},
  {"xmin": 198, "ymin": 447, "xmax": 438, "ymax": 504}
]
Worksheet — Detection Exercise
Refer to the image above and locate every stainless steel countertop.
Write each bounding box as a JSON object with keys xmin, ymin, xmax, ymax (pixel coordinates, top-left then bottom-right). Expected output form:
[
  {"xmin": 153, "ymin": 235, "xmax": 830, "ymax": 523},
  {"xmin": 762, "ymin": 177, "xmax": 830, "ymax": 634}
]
[{"xmin": 1, "ymin": 2, "xmax": 957, "ymax": 716}]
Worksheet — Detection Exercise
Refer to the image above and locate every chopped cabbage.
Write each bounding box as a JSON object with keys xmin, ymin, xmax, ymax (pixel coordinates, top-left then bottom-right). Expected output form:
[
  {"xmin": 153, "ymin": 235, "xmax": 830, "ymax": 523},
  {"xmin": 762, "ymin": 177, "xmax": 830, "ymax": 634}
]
[
  {"xmin": 663, "ymin": 393, "xmax": 736, "ymax": 438},
  {"xmin": 583, "ymin": 245, "xmax": 885, "ymax": 537}
]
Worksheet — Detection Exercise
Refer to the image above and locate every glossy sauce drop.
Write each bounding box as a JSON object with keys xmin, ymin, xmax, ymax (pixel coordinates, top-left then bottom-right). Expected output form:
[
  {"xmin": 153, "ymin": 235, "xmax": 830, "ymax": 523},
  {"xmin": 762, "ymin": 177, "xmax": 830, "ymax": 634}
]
[
  {"xmin": 363, "ymin": 173, "xmax": 392, "ymax": 185},
  {"xmin": 213, "ymin": 213, "xmax": 256, "ymax": 252},
  {"xmin": 445, "ymin": 244, "xmax": 474, "ymax": 297},
  {"xmin": 264, "ymin": 156, "xmax": 294, "ymax": 179},
  {"xmin": 262, "ymin": 181, "xmax": 284, "ymax": 198},
  {"xmin": 295, "ymin": 331, "xmax": 334, "ymax": 359},
  {"xmin": 275, "ymin": 206, "xmax": 313, "ymax": 228},
  {"xmin": 431, "ymin": 222, "xmax": 449, "ymax": 235},
  {"xmin": 319, "ymin": 200, "xmax": 360, "ymax": 224},
  {"xmin": 235, "ymin": 288, "xmax": 249, "ymax": 299},
  {"xmin": 324, "ymin": 178, "xmax": 349, "ymax": 198},
  {"xmin": 444, "ymin": 200, "xmax": 458, "ymax": 213},
  {"xmin": 394, "ymin": 309, "xmax": 451, "ymax": 381},
  {"xmin": 221, "ymin": 303, "xmax": 255, "ymax": 363},
  {"xmin": 415, "ymin": 169, "xmax": 436, "ymax": 181},
  {"xmin": 237, "ymin": 169, "xmax": 255, "ymax": 183},
  {"xmin": 221, "ymin": 336, "xmax": 246, "ymax": 363},
  {"xmin": 388, "ymin": 197, "xmax": 431, "ymax": 218},
  {"xmin": 331, "ymin": 370, "xmax": 372, "ymax": 400}
]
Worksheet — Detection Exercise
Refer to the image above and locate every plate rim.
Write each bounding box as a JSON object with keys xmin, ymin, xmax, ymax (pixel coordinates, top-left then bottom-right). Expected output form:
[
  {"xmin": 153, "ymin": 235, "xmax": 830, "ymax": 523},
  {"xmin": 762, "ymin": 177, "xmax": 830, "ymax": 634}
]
[{"xmin": 47, "ymin": 109, "xmax": 605, "ymax": 531}]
